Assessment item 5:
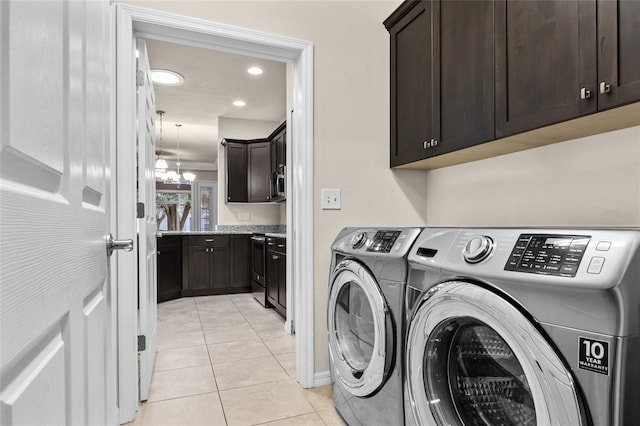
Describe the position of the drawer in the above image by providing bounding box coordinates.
[266,237,286,254]
[189,234,229,248]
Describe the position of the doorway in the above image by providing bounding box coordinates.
[115,4,315,423]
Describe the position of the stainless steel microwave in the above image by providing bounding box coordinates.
[271,165,286,202]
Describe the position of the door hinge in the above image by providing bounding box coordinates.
[136,69,145,87]
[138,335,146,352]
[137,202,145,219]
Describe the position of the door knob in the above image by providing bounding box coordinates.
[106,233,133,257]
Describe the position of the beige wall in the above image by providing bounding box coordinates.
[217,117,283,225]
[426,125,640,227]
[129,0,640,377]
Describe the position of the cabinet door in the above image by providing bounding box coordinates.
[230,235,250,290]
[598,0,640,110]
[495,0,597,138]
[388,1,434,166]
[275,130,286,168]
[266,250,278,304]
[210,247,230,290]
[157,236,182,302]
[188,244,211,290]
[277,253,286,311]
[247,142,271,202]
[226,142,248,202]
[438,0,495,153]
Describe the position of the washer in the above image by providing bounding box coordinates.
[404,227,640,426]
[328,227,422,426]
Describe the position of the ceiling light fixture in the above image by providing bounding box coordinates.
[233,100,246,107]
[150,69,184,86]
[247,66,263,75]
[155,111,168,170]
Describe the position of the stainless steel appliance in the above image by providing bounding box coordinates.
[328,227,421,426]
[404,227,640,426]
[270,165,285,202]
[251,234,267,305]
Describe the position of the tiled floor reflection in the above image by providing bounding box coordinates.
[127,294,346,426]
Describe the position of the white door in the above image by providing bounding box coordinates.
[136,39,158,401]
[0,0,118,425]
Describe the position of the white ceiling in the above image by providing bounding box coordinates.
[145,39,287,168]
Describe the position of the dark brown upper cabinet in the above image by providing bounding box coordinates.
[385,0,495,167]
[495,0,597,137]
[247,142,272,202]
[597,0,640,110]
[225,142,248,202]
[386,0,640,169]
[496,0,640,138]
[223,121,286,203]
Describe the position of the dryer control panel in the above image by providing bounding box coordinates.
[504,234,591,277]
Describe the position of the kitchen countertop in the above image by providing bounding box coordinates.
[158,225,286,237]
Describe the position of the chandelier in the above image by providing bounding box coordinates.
[155,117,196,184]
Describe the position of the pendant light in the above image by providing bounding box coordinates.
[155,111,168,171]
[175,123,196,183]
[175,123,182,180]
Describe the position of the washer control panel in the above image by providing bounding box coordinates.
[367,230,402,253]
[504,234,591,277]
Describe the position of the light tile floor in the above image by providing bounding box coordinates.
[127,294,346,426]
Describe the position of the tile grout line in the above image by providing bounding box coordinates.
[229,294,294,377]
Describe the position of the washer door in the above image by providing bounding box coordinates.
[328,259,393,397]
[406,282,584,426]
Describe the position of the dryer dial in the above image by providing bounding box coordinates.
[351,231,367,249]
[463,235,494,263]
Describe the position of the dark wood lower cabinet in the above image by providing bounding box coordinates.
[157,235,182,303]
[158,234,260,300]
[183,235,233,296]
[266,237,286,318]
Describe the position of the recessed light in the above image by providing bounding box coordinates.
[150,69,184,86]
[233,100,246,107]
[247,66,263,75]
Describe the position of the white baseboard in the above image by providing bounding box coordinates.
[313,370,332,387]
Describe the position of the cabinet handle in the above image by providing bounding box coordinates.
[580,87,591,99]
[600,82,611,94]
[423,140,428,149]
[277,244,285,248]
[205,238,214,242]
[272,255,279,260]
[431,139,438,147]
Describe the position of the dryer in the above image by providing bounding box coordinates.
[404,227,640,426]
[328,227,421,426]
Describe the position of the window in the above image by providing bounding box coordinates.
[156,190,192,231]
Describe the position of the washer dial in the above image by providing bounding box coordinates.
[463,235,495,263]
[351,231,367,249]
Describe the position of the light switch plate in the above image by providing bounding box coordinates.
[321,188,341,210]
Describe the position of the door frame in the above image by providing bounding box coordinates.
[115,3,315,423]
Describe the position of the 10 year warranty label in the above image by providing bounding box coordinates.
[578,337,609,375]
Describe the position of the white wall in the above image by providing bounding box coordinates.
[217,117,283,225]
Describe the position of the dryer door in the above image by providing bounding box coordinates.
[406,281,585,426]
[328,259,393,397]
